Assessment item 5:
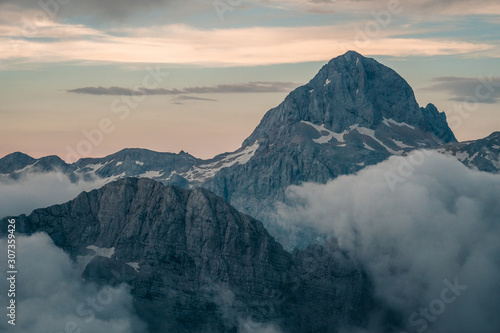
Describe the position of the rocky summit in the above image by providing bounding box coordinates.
[1,177,375,333]
[1,51,499,333]
[1,51,499,246]
[206,51,459,227]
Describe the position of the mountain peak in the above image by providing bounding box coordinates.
[244,51,456,146]
[0,151,34,161]
[0,151,36,174]
[487,131,500,139]
[340,50,364,60]
[2,177,370,332]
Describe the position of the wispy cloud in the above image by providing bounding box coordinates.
[0,1,193,22]
[0,233,147,333]
[425,76,500,103]
[258,0,500,15]
[66,81,301,96]
[0,3,493,68]
[171,95,217,104]
[279,151,500,333]
[172,95,217,102]
[4,0,500,21]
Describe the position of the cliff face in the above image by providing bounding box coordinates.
[437,131,500,173]
[2,52,483,250]
[2,177,372,332]
[205,51,457,236]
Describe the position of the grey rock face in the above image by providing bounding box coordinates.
[204,51,457,238]
[1,178,373,333]
[2,51,493,248]
[436,131,500,173]
[244,51,455,146]
[0,152,36,174]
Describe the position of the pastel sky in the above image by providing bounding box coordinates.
[1,0,499,161]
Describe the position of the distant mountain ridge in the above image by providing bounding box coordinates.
[243,50,456,146]
[1,50,499,333]
[1,177,374,332]
[1,51,499,245]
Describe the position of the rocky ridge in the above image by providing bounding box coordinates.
[1,178,376,333]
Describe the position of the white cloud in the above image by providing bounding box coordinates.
[256,0,500,16]
[279,151,500,333]
[0,233,147,333]
[0,4,493,67]
[0,171,106,218]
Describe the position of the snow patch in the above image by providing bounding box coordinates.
[393,140,413,149]
[492,145,500,150]
[352,125,400,154]
[14,164,35,173]
[139,170,163,178]
[87,245,115,258]
[116,161,123,166]
[105,172,127,183]
[182,141,259,183]
[301,121,347,144]
[135,161,144,166]
[86,163,105,172]
[455,152,470,161]
[77,245,115,273]
[363,143,375,151]
[382,118,416,130]
[469,152,479,162]
[324,78,331,86]
[127,262,140,272]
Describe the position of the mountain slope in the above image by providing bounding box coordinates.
[3,51,499,246]
[1,178,373,332]
[204,51,457,228]
[436,131,500,173]
[243,50,455,146]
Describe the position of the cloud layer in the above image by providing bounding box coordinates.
[259,0,500,15]
[0,171,106,218]
[279,151,500,333]
[0,233,147,333]
[425,76,500,104]
[4,0,500,19]
[66,81,301,96]
[0,3,493,67]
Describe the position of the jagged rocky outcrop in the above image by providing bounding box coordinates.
[204,51,457,232]
[2,51,498,247]
[1,178,374,333]
[243,51,455,145]
[436,131,500,173]
[0,148,199,186]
